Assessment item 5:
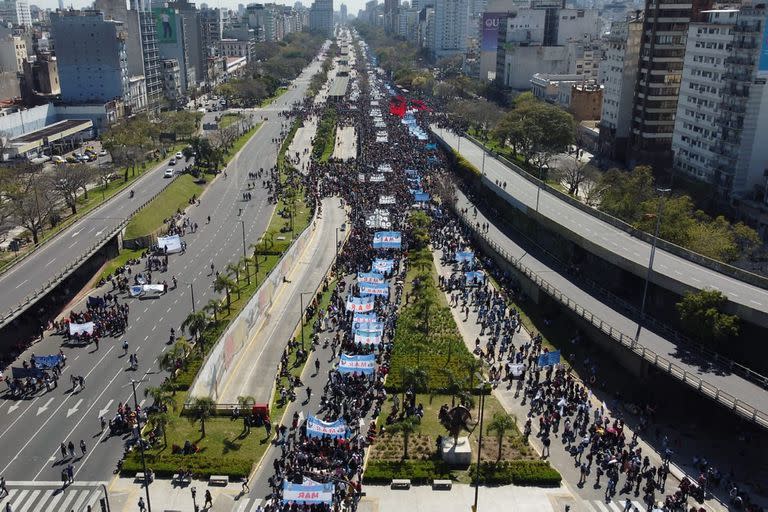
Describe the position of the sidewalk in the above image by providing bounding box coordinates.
[332,126,357,161]
[288,117,317,175]
[216,198,347,404]
[431,247,728,512]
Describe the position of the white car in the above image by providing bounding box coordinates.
[98,149,107,157]
[163,169,174,178]
[175,151,183,160]
[51,155,66,164]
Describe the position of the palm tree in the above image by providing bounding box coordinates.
[486,412,516,462]
[151,412,171,447]
[226,263,242,299]
[400,366,428,402]
[388,416,420,459]
[240,256,251,285]
[416,286,438,335]
[204,299,221,322]
[411,248,433,274]
[157,351,178,376]
[181,310,208,346]
[172,338,191,363]
[189,396,215,437]
[144,385,176,412]
[213,273,236,313]
[237,395,256,434]
[249,242,262,276]
[439,369,464,406]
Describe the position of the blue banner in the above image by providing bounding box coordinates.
[537,350,561,367]
[338,353,376,374]
[372,258,395,273]
[405,169,420,177]
[282,478,334,504]
[346,295,375,312]
[33,354,63,369]
[358,272,385,284]
[354,329,383,345]
[455,251,475,263]
[353,312,378,325]
[306,416,348,438]
[414,193,430,202]
[11,367,45,379]
[359,282,389,297]
[426,143,437,150]
[373,231,402,249]
[465,270,485,284]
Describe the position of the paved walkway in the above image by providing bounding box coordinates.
[216,198,347,404]
[431,246,729,512]
[332,126,357,161]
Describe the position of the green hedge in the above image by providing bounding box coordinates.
[122,452,251,479]
[470,460,562,486]
[363,460,453,485]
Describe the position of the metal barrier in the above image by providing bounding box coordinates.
[0,176,181,329]
[456,209,768,430]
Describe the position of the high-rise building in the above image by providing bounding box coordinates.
[671,3,768,201]
[167,0,202,86]
[0,33,26,72]
[199,6,223,64]
[0,0,32,27]
[628,0,712,169]
[598,13,643,161]
[153,6,192,91]
[51,10,129,104]
[432,0,469,59]
[384,0,399,32]
[339,2,347,21]
[309,0,333,36]
[161,58,183,104]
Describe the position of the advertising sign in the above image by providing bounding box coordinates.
[154,8,177,44]
[760,15,768,77]
[482,13,504,52]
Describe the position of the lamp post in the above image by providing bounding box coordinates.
[335,227,339,256]
[239,220,251,285]
[473,381,489,512]
[188,282,196,313]
[191,486,198,512]
[299,291,313,350]
[635,188,671,340]
[131,379,152,512]
[481,149,486,176]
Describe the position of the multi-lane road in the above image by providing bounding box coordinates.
[0,53,325,486]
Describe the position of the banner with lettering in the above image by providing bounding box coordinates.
[358,272,385,284]
[414,192,430,202]
[69,322,95,336]
[33,354,64,369]
[354,329,383,345]
[372,258,395,274]
[352,320,384,334]
[379,195,396,205]
[156,234,182,254]
[346,295,375,312]
[352,312,378,325]
[359,282,389,297]
[282,478,334,504]
[373,231,402,249]
[338,353,376,374]
[306,415,348,439]
[378,163,394,173]
[369,173,385,183]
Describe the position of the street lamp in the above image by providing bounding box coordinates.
[299,291,313,350]
[473,380,489,512]
[239,220,251,285]
[188,282,196,313]
[131,379,152,512]
[635,187,671,340]
[191,486,198,512]
[481,149,486,176]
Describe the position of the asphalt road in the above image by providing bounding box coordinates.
[0,53,326,483]
[430,126,768,320]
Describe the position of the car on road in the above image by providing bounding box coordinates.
[51,155,66,164]
[168,158,176,165]
[175,151,183,160]
[98,149,108,157]
[163,168,174,178]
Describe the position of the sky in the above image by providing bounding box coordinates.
[35,0,367,17]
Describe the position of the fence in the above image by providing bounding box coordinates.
[454,208,768,430]
[0,176,181,330]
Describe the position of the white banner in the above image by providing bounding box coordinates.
[379,195,396,205]
[69,322,95,335]
[369,174,385,183]
[157,234,182,254]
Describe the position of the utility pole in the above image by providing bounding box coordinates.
[131,379,152,512]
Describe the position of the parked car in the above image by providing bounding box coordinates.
[98,149,108,157]
[163,169,174,178]
[52,155,66,164]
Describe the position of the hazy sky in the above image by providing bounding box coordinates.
[36,0,366,17]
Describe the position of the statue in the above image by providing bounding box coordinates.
[438,404,473,444]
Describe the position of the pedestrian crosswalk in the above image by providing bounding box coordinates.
[582,499,646,512]
[0,482,107,512]
[233,496,266,512]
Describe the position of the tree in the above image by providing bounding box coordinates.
[226,262,243,298]
[204,298,221,323]
[237,395,256,434]
[151,412,171,447]
[486,412,516,462]
[181,310,208,346]
[439,369,465,406]
[595,166,656,223]
[48,164,94,215]
[214,273,236,313]
[388,416,420,459]
[400,366,428,401]
[676,289,740,349]
[554,155,595,197]
[5,164,56,244]
[188,396,215,437]
[144,385,176,413]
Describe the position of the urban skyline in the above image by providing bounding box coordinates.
[29,0,364,16]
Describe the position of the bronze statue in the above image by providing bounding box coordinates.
[438,404,473,444]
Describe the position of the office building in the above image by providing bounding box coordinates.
[339,2,347,20]
[628,0,712,169]
[671,3,768,201]
[167,0,202,85]
[309,0,333,36]
[161,58,183,104]
[199,6,223,64]
[432,0,469,59]
[0,0,31,27]
[0,33,26,72]
[50,10,129,104]
[154,6,192,91]
[598,14,643,160]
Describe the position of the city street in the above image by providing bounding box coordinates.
[0,52,326,494]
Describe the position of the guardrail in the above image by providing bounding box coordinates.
[466,191,768,392]
[0,176,181,329]
[436,127,768,292]
[455,208,768,430]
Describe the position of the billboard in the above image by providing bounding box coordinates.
[481,13,505,52]
[153,8,177,44]
[759,14,768,78]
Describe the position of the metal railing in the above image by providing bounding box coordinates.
[455,209,768,430]
[0,176,180,329]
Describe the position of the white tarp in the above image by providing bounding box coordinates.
[157,234,182,254]
[130,284,165,297]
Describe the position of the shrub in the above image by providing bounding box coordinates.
[363,460,453,485]
[122,451,252,478]
[469,460,561,486]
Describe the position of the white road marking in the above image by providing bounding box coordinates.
[66,398,83,418]
[15,279,28,289]
[36,398,54,416]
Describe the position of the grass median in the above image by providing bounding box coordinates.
[124,174,204,240]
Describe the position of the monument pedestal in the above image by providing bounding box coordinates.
[440,436,472,467]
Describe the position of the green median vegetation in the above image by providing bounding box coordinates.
[123,174,203,240]
[312,107,338,162]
